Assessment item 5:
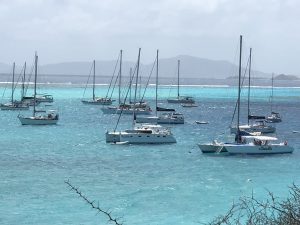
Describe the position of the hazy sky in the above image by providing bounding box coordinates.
[1,0,300,74]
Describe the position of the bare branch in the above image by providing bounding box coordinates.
[65,180,123,225]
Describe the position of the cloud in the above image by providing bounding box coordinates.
[0,0,300,74]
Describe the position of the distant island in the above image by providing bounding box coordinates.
[274,74,299,80]
[227,74,299,80]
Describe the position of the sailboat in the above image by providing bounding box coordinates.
[21,61,53,105]
[230,48,275,134]
[81,60,114,105]
[136,50,184,124]
[222,36,292,154]
[18,53,59,125]
[101,50,152,115]
[265,75,282,123]
[106,48,176,144]
[199,36,292,154]
[167,60,195,104]
[0,63,29,110]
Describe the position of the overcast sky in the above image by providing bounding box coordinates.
[0,0,299,74]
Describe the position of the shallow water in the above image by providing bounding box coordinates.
[0,85,300,224]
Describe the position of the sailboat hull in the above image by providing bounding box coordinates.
[101,107,151,115]
[224,144,294,154]
[167,98,195,104]
[81,99,114,105]
[230,125,276,134]
[18,116,58,125]
[106,131,176,144]
[0,104,29,110]
[198,143,227,153]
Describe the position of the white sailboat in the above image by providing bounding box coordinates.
[228,38,292,155]
[106,48,176,144]
[18,53,59,125]
[136,50,184,124]
[265,75,282,123]
[214,36,292,155]
[101,50,152,115]
[224,136,293,154]
[0,62,29,110]
[81,60,114,105]
[167,60,195,104]
[230,48,275,134]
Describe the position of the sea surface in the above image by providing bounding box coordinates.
[1,84,300,225]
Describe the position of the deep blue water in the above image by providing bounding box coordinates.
[1,85,300,224]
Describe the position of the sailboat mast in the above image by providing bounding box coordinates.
[119,50,122,105]
[92,60,95,101]
[156,49,159,117]
[177,59,180,98]
[133,48,141,127]
[21,62,26,99]
[247,48,252,125]
[237,35,243,142]
[33,53,38,116]
[11,62,15,103]
[271,73,274,112]
[129,67,132,103]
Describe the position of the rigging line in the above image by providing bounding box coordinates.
[105,53,120,99]
[113,61,138,132]
[24,57,35,96]
[82,62,94,98]
[140,55,157,103]
[230,54,250,126]
[109,70,120,100]
[12,64,26,97]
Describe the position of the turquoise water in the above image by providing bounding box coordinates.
[1,85,300,224]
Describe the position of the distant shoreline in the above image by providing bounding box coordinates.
[1,73,300,87]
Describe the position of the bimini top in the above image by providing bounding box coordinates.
[242,136,278,141]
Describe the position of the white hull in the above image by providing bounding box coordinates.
[230,125,275,134]
[101,107,151,115]
[135,116,158,123]
[18,116,58,125]
[106,131,176,144]
[136,115,184,124]
[81,99,113,105]
[224,144,293,154]
[167,98,195,104]
[198,143,227,153]
[0,105,29,110]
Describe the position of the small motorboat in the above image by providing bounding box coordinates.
[195,121,209,124]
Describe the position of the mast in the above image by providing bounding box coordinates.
[247,48,252,125]
[271,73,274,112]
[33,53,38,117]
[129,67,132,103]
[21,62,26,99]
[119,50,122,105]
[177,59,180,98]
[237,35,242,143]
[92,60,96,101]
[133,48,141,128]
[11,62,15,103]
[156,49,159,117]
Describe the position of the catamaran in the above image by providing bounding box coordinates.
[101,50,152,115]
[106,48,176,144]
[136,50,184,124]
[18,53,59,125]
[200,36,293,155]
[230,48,275,134]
